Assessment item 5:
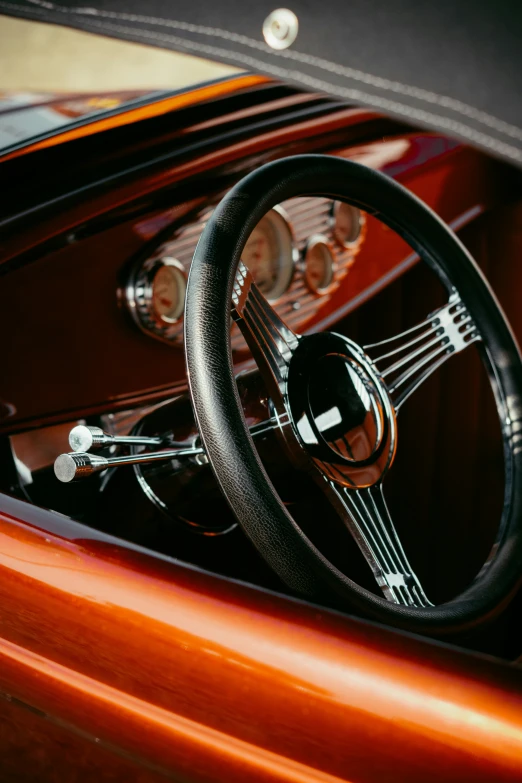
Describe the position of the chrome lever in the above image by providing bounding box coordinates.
[68,425,163,452]
[54,444,205,483]
[56,417,279,483]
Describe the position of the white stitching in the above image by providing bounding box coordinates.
[17,0,522,143]
[2,2,522,162]
[6,3,521,164]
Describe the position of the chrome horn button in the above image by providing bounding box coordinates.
[306,354,384,462]
[285,332,397,489]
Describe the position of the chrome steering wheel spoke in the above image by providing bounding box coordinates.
[325,480,432,607]
[231,269,471,609]
[232,261,300,405]
[364,291,481,411]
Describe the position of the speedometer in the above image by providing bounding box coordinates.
[242,206,296,301]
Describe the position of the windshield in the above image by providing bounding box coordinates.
[0,15,238,152]
[0,91,159,150]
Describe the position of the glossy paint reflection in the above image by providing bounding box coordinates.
[0,494,521,781]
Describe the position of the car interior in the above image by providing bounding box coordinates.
[2,76,522,656]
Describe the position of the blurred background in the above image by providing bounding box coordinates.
[0,15,238,92]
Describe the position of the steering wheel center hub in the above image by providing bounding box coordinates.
[286,333,397,489]
[307,354,384,462]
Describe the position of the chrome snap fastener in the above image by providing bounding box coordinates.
[263,8,299,50]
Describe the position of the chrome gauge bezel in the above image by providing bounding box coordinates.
[330,201,363,249]
[124,195,367,349]
[125,256,187,343]
[243,204,298,302]
[303,234,336,295]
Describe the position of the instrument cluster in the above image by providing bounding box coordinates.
[125,197,366,351]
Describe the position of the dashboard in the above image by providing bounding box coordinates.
[125,196,365,351]
[0,81,512,437]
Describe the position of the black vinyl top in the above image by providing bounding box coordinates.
[2,0,522,167]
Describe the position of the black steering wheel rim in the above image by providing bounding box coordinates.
[185,154,522,634]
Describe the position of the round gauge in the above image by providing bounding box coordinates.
[151,261,186,324]
[125,256,187,343]
[304,236,335,294]
[331,201,362,248]
[241,206,295,300]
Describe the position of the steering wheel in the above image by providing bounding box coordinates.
[185,154,522,634]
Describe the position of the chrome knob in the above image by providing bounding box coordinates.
[54,452,109,482]
[69,426,106,451]
[54,445,205,482]
[68,425,162,452]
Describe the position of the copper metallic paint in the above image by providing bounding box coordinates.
[0,494,521,781]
